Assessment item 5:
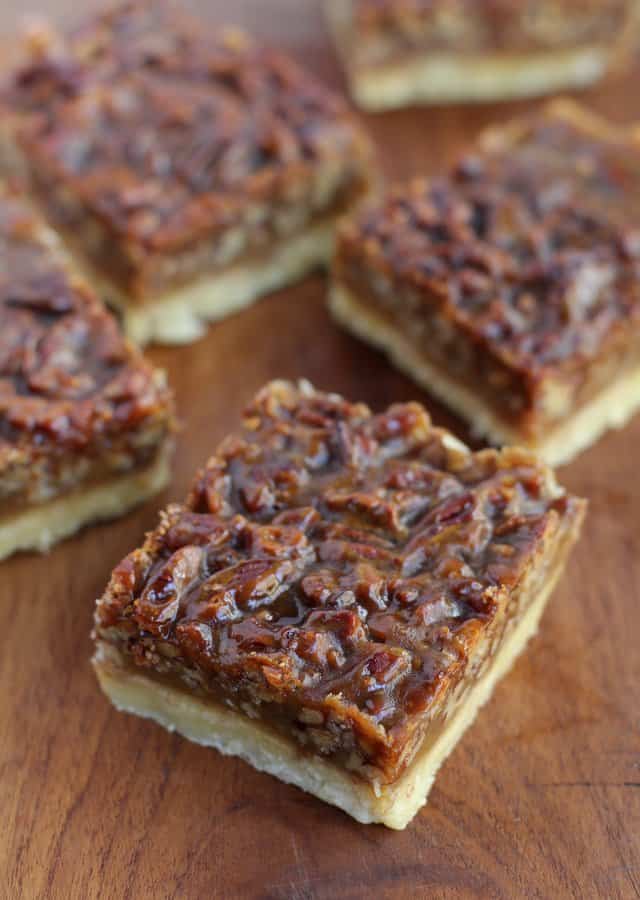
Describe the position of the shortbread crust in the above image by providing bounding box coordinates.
[335,47,611,111]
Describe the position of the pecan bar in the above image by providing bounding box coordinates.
[0,1,376,345]
[331,101,640,466]
[93,381,584,829]
[327,0,639,110]
[0,185,174,560]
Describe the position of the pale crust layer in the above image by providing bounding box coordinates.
[93,491,582,829]
[329,283,640,466]
[0,446,171,560]
[342,47,608,110]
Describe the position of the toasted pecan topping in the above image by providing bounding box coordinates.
[3,1,371,252]
[0,188,172,465]
[350,0,631,53]
[96,381,581,780]
[337,111,640,374]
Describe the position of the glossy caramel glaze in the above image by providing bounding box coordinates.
[2,0,373,256]
[96,381,584,783]
[0,187,173,505]
[336,105,640,392]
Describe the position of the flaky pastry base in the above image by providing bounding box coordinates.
[329,283,640,466]
[93,487,582,829]
[0,445,171,560]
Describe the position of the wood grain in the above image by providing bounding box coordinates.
[1,2,639,898]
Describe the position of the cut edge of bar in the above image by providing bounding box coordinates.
[0,443,172,560]
[329,282,640,466]
[120,221,337,345]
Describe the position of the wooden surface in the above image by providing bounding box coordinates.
[1,2,639,898]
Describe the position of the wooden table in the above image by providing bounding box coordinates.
[1,2,639,897]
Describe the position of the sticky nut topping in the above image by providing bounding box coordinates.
[350,0,631,54]
[4,0,373,252]
[0,188,173,463]
[336,110,640,376]
[96,382,580,781]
